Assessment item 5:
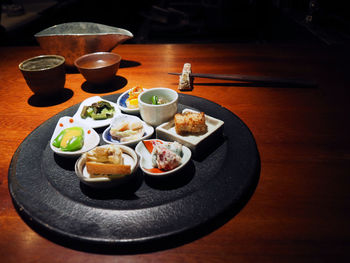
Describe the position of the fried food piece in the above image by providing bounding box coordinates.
[174,112,207,135]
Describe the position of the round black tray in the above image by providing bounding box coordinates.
[8,94,260,253]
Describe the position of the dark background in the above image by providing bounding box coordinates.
[1,0,350,46]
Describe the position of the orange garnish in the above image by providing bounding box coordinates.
[142,140,154,153]
[59,123,63,127]
[145,168,164,173]
[69,118,74,123]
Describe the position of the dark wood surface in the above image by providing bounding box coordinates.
[0,44,349,262]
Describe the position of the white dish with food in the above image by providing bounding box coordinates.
[156,109,224,153]
[117,86,146,114]
[73,96,120,128]
[135,139,191,177]
[75,144,139,188]
[50,116,100,158]
[102,114,154,147]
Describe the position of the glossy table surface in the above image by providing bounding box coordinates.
[0,43,349,262]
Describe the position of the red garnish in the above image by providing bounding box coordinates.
[69,118,74,123]
[87,130,91,134]
[59,123,63,127]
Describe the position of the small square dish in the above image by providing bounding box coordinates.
[73,96,120,128]
[156,109,224,154]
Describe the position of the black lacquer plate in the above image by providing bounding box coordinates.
[8,94,260,253]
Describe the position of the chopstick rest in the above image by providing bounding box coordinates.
[178,63,194,91]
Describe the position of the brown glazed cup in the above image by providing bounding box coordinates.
[19,55,66,97]
[74,52,121,84]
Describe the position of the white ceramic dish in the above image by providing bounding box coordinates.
[138,87,178,127]
[156,109,224,153]
[135,139,191,177]
[102,114,154,147]
[117,88,147,114]
[75,145,139,188]
[50,116,100,158]
[72,96,120,128]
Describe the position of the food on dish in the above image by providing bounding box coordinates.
[85,145,131,177]
[156,109,224,155]
[50,116,100,157]
[80,100,115,120]
[174,111,208,135]
[52,127,84,151]
[136,139,192,176]
[126,86,143,109]
[143,140,183,171]
[102,114,154,146]
[178,63,193,91]
[73,97,119,129]
[110,119,144,142]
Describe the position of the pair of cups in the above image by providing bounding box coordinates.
[19,52,121,97]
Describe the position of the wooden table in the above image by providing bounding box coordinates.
[0,44,349,262]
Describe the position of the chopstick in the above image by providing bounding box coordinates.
[168,72,317,87]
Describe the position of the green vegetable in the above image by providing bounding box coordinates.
[151,95,159,105]
[52,127,84,151]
